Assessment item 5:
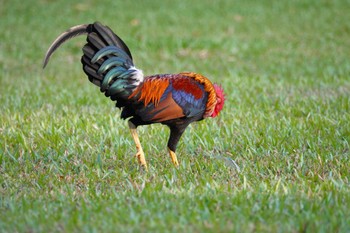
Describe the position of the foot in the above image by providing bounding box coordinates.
[135,149,148,170]
[168,148,179,166]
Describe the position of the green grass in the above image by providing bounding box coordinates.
[1,0,350,232]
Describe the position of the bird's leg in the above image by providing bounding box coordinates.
[128,121,147,170]
[168,148,179,166]
[167,125,187,167]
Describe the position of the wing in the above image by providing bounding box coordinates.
[135,75,207,123]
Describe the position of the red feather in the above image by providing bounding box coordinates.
[171,77,203,99]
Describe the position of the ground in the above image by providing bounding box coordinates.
[0,0,349,232]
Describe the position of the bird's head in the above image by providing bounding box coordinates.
[210,84,225,118]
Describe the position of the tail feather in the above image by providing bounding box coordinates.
[91,46,132,64]
[43,21,144,106]
[94,23,118,48]
[43,24,90,68]
[87,33,106,50]
[98,57,126,74]
[93,22,133,60]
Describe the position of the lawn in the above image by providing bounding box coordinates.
[1,0,350,232]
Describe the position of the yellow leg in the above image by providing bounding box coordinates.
[128,121,148,170]
[168,148,179,166]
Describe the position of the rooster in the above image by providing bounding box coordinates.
[43,22,225,169]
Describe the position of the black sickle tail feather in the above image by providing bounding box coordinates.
[43,22,133,69]
[80,22,135,88]
[43,24,90,68]
[43,22,144,107]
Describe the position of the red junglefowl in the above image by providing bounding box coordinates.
[43,22,225,170]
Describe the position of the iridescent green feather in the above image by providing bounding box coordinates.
[101,67,126,91]
[98,57,126,74]
[91,46,131,63]
[107,79,129,96]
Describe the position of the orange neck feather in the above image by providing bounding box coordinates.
[129,77,169,106]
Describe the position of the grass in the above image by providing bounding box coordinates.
[1,0,350,232]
